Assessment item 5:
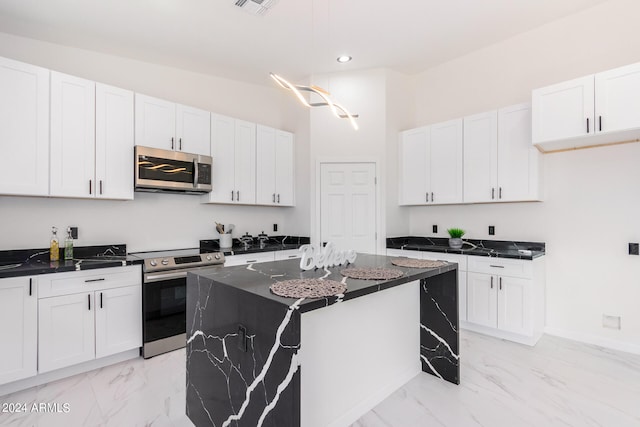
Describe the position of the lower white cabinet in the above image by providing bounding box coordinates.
[274,249,302,261]
[224,252,276,267]
[0,276,37,384]
[38,266,142,373]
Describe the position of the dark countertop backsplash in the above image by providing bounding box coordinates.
[200,235,310,256]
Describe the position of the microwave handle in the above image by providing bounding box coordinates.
[193,160,198,187]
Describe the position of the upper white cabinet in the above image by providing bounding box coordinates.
[0,276,37,385]
[398,119,463,205]
[256,125,295,206]
[0,57,49,197]
[135,94,210,155]
[532,62,640,151]
[205,115,256,205]
[464,103,542,203]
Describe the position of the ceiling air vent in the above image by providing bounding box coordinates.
[234,0,278,16]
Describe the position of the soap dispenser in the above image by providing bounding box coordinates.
[64,227,74,260]
[49,227,59,262]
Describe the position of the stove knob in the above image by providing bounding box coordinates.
[214,254,221,260]
[161,259,169,266]
[149,260,157,267]
[206,255,212,261]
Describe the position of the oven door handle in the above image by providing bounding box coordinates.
[144,271,189,283]
[193,160,198,188]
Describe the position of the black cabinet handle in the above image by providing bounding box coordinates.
[85,278,105,283]
[586,118,590,133]
[179,138,182,150]
[492,188,495,200]
[426,192,428,203]
[29,278,32,296]
[277,194,280,203]
[88,294,91,311]
[489,265,505,268]
[599,116,602,132]
[490,276,493,289]
[499,277,502,290]
[89,180,92,195]
[171,137,174,150]
[100,292,103,309]
[99,180,103,195]
[231,191,234,201]
[237,191,240,201]
[272,193,275,203]
[431,192,434,202]
[499,187,502,199]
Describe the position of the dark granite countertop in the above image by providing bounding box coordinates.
[386,236,545,260]
[200,235,309,256]
[189,253,457,313]
[0,244,141,279]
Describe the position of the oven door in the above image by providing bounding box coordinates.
[135,145,212,193]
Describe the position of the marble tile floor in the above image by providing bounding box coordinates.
[1,331,639,427]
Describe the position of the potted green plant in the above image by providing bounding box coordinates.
[447,228,465,249]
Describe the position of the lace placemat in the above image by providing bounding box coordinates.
[270,279,346,298]
[340,267,404,280]
[391,258,448,268]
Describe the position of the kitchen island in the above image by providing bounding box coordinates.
[185,253,459,427]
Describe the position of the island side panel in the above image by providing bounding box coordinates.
[420,269,460,384]
[186,273,301,427]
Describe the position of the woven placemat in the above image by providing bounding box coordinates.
[340,267,404,280]
[270,279,346,298]
[391,258,448,268]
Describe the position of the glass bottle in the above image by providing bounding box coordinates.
[64,227,74,260]
[49,227,59,262]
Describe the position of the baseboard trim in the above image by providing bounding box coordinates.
[544,327,640,356]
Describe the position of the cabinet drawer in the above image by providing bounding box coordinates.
[421,252,467,271]
[225,252,275,267]
[38,266,141,298]
[467,256,532,279]
[274,249,301,261]
[386,249,422,259]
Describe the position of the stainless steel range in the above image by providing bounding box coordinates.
[129,248,225,358]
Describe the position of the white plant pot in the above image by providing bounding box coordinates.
[448,238,463,249]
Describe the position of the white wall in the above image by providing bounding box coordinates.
[0,32,311,251]
[409,0,640,352]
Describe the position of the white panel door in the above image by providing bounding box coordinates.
[595,62,640,134]
[134,94,176,151]
[532,75,595,143]
[176,104,211,155]
[497,103,539,202]
[321,163,377,254]
[466,272,497,328]
[463,111,498,203]
[95,83,134,200]
[399,127,428,205]
[275,130,295,206]
[39,293,95,373]
[429,119,463,204]
[207,114,236,203]
[50,71,96,198]
[0,57,49,196]
[256,124,277,205]
[497,276,532,335]
[0,277,37,384]
[234,119,256,205]
[95,286,142,358]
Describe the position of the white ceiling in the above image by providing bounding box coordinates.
[0,0,609,86]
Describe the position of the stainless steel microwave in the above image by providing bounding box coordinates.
[134,146,212,194]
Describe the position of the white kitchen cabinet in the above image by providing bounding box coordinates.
[0,57,49,197]
[398,119,463,206]
[95,285,142,359]
[0,277,37,385]
[533,61,640,151]
[274,249,302,261]
[49,71,96,198]
[467,272,498,328]
[204,115,256,205]
[497,275,532,335]
[224,252,275,266]
[464,104,542,203]
[135,94,210,155]
[256,125,295,206]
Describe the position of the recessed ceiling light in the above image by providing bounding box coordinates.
[337,55,352,63]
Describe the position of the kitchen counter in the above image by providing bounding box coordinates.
[199,235,309,256]
[387,236,546,260]
[0,244,141,279]
[185,254,459,426]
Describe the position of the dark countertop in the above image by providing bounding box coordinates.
[387,236,546,260]
[189,253,457,313]
[200,235,309,256]
[0,245,141,279]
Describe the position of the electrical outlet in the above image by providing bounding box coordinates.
[629,243,639,255]
[602,314,621,330]
[432,225,438,234]
[70,227,78,239]
[488,226,495,236]
[273,223,278,232]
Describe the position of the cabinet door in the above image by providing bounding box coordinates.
[256,124,277,205]
[595,62,640,134]
[466,272,497,328]
[459,271,467,323]
[39,293,95,373]
[95,286,142,359]
[429,119,463,204]
[275,130,294,206]
[134,94,176,151]
[207,114,236,203]
[274,249,302,261]
[95,83,134,200]
[532,75,594,143]
[399,127,429,205]
[0,277,37,384]
[176,104,211,155]
[497,103,541,202]
[0,57,49,196]
[50,71,96,198]
[497,276,532,335]
[463,111,498,203]
[234,119,256,205]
